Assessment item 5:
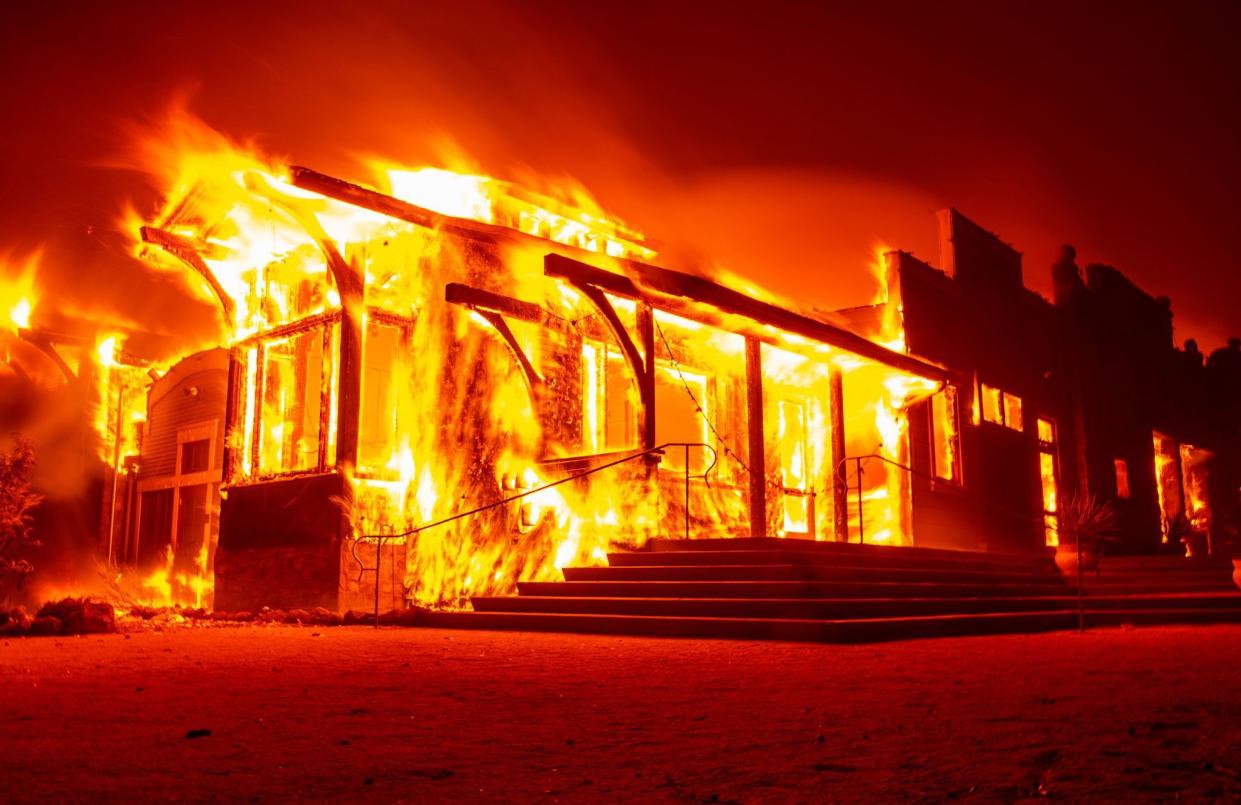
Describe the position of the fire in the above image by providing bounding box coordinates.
[870,246,906,352]
[9,297,31,330]
[383,167,495,222]
[108,108,942,611]
[1,251,40,334]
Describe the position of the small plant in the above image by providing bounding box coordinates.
[0,436,42,604]
[1058,492,1120,555]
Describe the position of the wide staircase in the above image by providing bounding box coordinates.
[416,537,1241,643]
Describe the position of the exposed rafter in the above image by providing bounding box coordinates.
[140,226,236,323]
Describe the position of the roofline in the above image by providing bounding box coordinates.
[288,165,951,382]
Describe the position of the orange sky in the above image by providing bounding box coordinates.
[1,1,1238,353]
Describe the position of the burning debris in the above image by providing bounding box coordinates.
[0,598,116,637]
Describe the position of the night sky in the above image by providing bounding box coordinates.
[2,1,1238,351]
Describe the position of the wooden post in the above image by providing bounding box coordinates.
[636,303,656,452]
[336,297,363,477]
[222,349,241,482]
[829,368,849,542]
[745,337,766,537]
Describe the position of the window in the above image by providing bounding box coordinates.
[930,386,962,483]
[1114,458,1131,499]
[259,330,326,475]
[777,398,811,534]
[179,439,211,474]
[1153,432,1182,541]
[236,320,338,480]
[978,379,1023,432]
[1003,393,1024,432]
[359,321,403,474]
[981,383,1003,425]
[580,340,638,454]
[1037,417,1059,546]
[1179,443,1212,533]
[654,362,710,472]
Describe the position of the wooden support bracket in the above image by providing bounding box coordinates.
[475,310,544,392]
[140,226,236,323]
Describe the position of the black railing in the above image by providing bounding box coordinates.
[838,452,1089,631]
[835,453,935,544]
[353,441,719,624]
[837,452,1050,544]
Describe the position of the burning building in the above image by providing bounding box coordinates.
[36,119,1236,617]
[84,119,949,613]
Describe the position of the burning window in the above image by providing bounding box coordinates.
[359,319,407,475]
[580,339,638,454]
[978,380,1022,432]
[654,362,710,472]
[1153,432,1183,541]
[259,331,323,474]
[777,398,812,534]
[235,321,338,479]
[1037,417,1059,546]
[1179,443,1212,536]
[981,383,1003,425]
[929,385,962,483]
[1003,392,1024,432]
[1114,458,1131,499]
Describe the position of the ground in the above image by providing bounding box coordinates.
[2,624,1240,803]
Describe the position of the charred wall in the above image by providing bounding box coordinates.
[214,472,349,612]
[896,209,1076,554]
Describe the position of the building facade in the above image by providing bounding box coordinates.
[97,172,1240,613]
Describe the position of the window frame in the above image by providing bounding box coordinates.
[976,376,1024,432]
[233,311,342,482]
[1036,416,1060,546]
[929,384,964,486]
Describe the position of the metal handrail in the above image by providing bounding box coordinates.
[837,452,1055,543]
[837,451,1090,631]
[353,441,719,624]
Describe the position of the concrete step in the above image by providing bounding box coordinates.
[518,579,1072,599]
[644,537,1055,570]
[1076,579,1238,594]
[1097,555,1232,571]
[417,609,1079,642]
[472,592,1241,619]
[567,563,1060,585]
[414,607,1241,644]
[607,550,1059,577]
[1076,571,1232,584]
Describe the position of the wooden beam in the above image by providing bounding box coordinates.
[544,253,640,299]
[288,167,945,382]
[624,259,949,381]
[289,166,509,249]
[140,226,236,323]
[745,337,766,537]
[635,302,656,451]
[444,283,545,324]
[476,310,544,392]
[829,367,848,542]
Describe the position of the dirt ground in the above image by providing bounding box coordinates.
[1,623,1240,803]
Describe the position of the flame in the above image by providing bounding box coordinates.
[1,251,40,334]
[112,109,943,611]
[96,335,119,368]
